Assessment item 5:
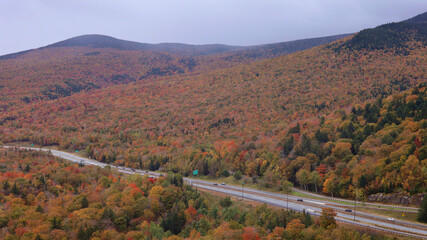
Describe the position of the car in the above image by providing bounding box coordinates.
[297,199,303,202]
[345,209,352,212]
[145,171,149,173]
[221,183,226,185]
[387,218,395,221]
[213,183,218,186]
[131,168,135,171]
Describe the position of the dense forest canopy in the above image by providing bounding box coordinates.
[0,148,391,239]
[0,12,426,204]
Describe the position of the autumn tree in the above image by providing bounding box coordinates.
[242,227,260,240]
[309,171,321,193]
[296,169,309,190]
[320,208,337,229]
[285,219,305,239]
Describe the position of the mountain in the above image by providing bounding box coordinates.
[220,33,352,62]
[405,11,427,23]
[338,11,427,53]
[0,33,351,108]
[0,47,197,108]
[0,34,243,60]
[45,34,245,56]
[0,12,426,202]
[0,33,352,61]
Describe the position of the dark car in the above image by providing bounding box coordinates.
[345,209,352,212]
[213,183,218,186]
[297,199,303,202]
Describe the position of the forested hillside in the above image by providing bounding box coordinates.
[0,33,350,109]
[0,12,426,202]
[280,85,426,198]
[0,47,201,108]
[338,12,427,54]
[0,148,388,239]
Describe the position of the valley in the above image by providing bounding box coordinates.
[0,10,426,239]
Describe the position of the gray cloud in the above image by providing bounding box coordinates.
[0,0,426,55]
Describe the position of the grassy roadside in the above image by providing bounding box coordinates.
[190,174,419,210]
[3,142,422,223]
[358,207,419,222]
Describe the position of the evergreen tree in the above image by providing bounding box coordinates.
[302,210,313,227]
[77,226,95,240]
[102,207,116,220]
[50,216,62,230]
[161,210,186,235]
[359,174,368,188]
[418,194,427,223]
[81,195,89,208]
[219,196,233,208]
[320,116,325,126]
[11,183,19,195]
[315,129,329,143]
[289,123,300,134]
[36,205,44,213]
[24,164,31,172]
[282,135,294,156]
[2,181,9,190]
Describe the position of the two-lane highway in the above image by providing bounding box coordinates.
[2,146,427,239]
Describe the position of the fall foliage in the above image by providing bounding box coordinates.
[0,148,393,239]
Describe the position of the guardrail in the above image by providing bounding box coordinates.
[292,188,419,211]
[2,146,426,238]
[337,218,427,239]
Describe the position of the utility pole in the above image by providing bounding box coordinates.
[242,181,244,200]
[283,181,292,210]
[354,193,358,221]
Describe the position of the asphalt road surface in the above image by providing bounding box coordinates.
[3,146,427,239]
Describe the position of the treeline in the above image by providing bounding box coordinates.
[0,148,390,239]
[337,19,427,54]
[280,84,426,198]
[0,24,426,204]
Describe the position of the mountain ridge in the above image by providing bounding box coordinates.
[0,11,426,205]
[404,11,427,23]
[338,11,427,53]
[0,33,351,60]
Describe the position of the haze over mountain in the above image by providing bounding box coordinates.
[340,11,427,53]
[1,4,427,239]
[1,0,425,56]
[0,11,426,205]
[405,11,427,23]
[0,32,352,60]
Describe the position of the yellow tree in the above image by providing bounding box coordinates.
[286,219,305,239]
[320,208,337,229]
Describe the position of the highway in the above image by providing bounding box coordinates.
[291,187,419,211]
[3,146,427,239]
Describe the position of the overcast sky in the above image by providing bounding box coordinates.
[0,0,426,55]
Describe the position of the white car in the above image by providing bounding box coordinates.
[387,218,395,221]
